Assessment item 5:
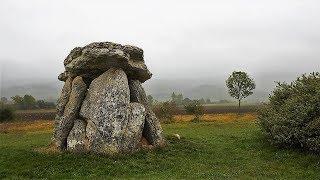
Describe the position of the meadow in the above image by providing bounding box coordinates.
[1,114,320,179]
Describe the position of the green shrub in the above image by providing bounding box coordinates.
[184,101,205,122]
[0,106,15,122]
[258,73,320,152]
[153,101,179,123]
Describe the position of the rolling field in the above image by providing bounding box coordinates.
[1,114,320,179]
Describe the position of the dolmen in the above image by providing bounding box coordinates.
[51,42,165,155]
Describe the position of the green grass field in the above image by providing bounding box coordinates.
[1,119,320,179]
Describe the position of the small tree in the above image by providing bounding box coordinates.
[182,98,192,105]
[171,92,183,105]
[11,95,23,109]
[36,100,55,109]
[23,95,36,109]
[226,71,255,108]
[11,94,37,109]
[0,104,15,122]
[1,97,8,103]
[184,101,205,122]
[153,101,179,123]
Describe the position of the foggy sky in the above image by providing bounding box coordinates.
[1,0,320,92]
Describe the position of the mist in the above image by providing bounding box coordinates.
[1,0,320,101]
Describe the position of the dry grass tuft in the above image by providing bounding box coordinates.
[34,144,61,154]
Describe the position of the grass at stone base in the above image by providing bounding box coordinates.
[1,118,320,179]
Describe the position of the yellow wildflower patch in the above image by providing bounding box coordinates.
[0,113,257,133]
[173,113,257,122]
[0,120,53,133]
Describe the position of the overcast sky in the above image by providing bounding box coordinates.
[1,0,320,88]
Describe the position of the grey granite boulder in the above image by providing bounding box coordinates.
[53,76,87,150]
[67,119,87,152]
[80,68,146,154]
[56,77,73,117]
[129,80,166,146]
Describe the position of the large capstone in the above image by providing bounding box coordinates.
[61,42,152,83]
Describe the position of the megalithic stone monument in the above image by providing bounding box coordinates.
[52,42,165,155]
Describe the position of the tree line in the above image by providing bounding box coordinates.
[1,95,55,110]
[1,95,56,122]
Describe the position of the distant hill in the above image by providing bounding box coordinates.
[143,79,269,102]
[1,81,62,102]
[1,75,279,103]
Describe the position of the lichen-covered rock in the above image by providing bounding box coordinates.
[62,42,152,83]
[52,76,72,146]
[80,68,146,154]
[80,68,130,116]
[56,77,73,117]
[129,80,166,147]
[53,76,87,150]
[58,71,68,82]
[67,119,87,152]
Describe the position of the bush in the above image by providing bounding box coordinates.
[0,106,15,122]
[258,73,320,152]
[36,100,55,109]
[11,94,37,110]
[153,101,179,123]
[184,101,205,122]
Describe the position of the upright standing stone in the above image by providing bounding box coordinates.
[129,80,166,146]
[53,76,87,150]
[56,77,73,117]
[80,68,146,154]
[52,76,73,147]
